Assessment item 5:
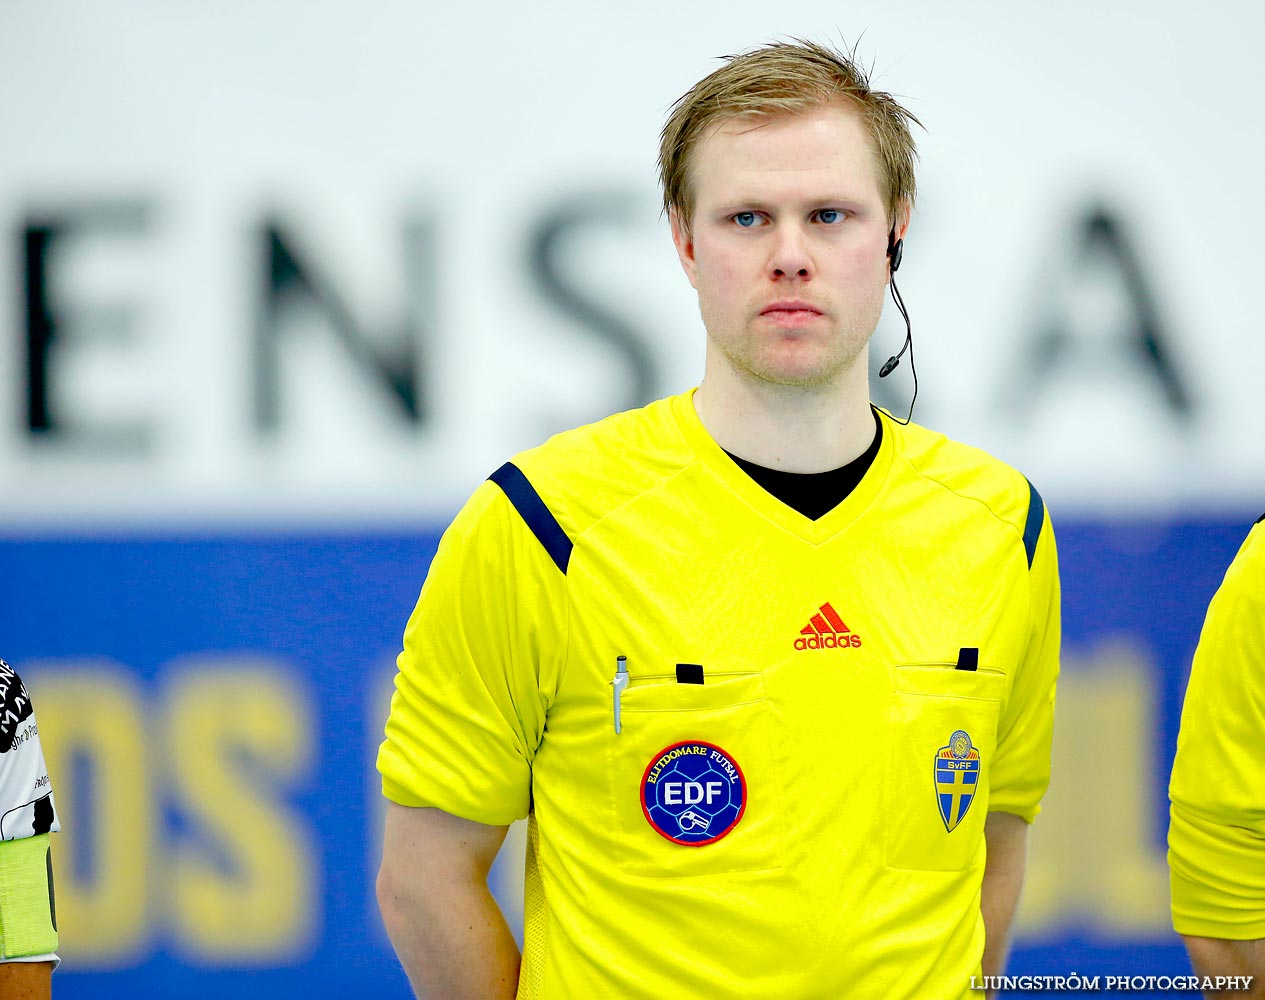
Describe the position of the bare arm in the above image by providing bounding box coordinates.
[0,961,52,1000]
[980,811,1029,988]
[1181,936,1264,998]
[377,802,520,1000]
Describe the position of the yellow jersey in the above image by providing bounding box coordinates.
[379,390,1060,999]
[1169,516,1265,939]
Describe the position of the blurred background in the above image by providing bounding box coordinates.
[2,2,1262,997]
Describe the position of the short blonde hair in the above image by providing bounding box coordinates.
[659,39,921,236]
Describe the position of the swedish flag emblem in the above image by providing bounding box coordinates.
[934,730,980,833]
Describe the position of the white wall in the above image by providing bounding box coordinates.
[1,0,1260,523]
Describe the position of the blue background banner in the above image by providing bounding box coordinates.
[3,515,1255,998]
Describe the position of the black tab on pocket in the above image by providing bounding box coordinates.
[955,648,979,672]
[676,663,704,685]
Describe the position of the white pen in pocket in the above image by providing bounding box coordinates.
[611,655,629,734]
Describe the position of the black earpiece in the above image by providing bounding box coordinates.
[879,228,917,425]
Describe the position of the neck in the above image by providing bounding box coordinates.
[694,353,875,473]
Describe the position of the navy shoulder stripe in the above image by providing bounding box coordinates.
[1255,511,1264,525]
[488,462,572,574]
[1022,479,1045,570]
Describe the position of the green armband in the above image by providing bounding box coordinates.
[0,833,57,959]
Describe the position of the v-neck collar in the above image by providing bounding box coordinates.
[670,388,895,546]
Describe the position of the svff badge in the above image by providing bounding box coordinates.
[640,740,746,846]
[934,730,980,833]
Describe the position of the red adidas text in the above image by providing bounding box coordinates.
[794,601,863,651]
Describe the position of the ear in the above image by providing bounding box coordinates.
[886,201,912,282]
[669,207,699,290]
[892,201,911,245]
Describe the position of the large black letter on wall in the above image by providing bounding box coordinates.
[255,219,429,432]
[1008,205,1194,420]
[528,195,658,415]
[23,203,151,446]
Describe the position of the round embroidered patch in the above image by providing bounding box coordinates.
[640,740,746,846]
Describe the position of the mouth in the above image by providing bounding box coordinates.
[760,301,824,326]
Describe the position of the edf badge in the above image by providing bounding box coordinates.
[934,730,980,832]
[641,740,746,846]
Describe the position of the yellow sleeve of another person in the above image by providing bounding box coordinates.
[1168,519,1265,938]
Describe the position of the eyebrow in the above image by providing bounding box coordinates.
[710,197,871,214]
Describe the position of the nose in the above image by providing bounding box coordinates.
[768,222,813,280]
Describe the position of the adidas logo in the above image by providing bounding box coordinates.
[793,602,862,650]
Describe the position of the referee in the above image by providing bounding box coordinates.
[377,39,1059,999]
[1169,515,1265,998]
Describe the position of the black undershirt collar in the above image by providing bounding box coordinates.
[723,408,883,521]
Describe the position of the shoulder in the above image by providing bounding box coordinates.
[0,658,35,755]
[1220,516,1265,594]
[885,413,1047,551]
[887,414,1044,531]
[494,394,697,543]
[0,659,59,842]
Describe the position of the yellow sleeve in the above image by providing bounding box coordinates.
[0,833,57,960]
[1169,522,1265,938]
[377,479,569,827]
[989,502,1061,822]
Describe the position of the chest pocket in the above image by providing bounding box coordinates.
[886,663,1006,872]
[606,671,783,877]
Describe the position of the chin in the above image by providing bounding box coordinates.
[748,361,843,389]
[750,346,855,389]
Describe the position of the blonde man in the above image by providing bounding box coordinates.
[378,40,1059,999]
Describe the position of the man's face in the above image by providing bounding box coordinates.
[672,102,898,391]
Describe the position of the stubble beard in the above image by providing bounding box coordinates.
[707,310,877,393]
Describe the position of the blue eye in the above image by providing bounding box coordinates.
[734,212,758,227]
[818,209,841,224]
